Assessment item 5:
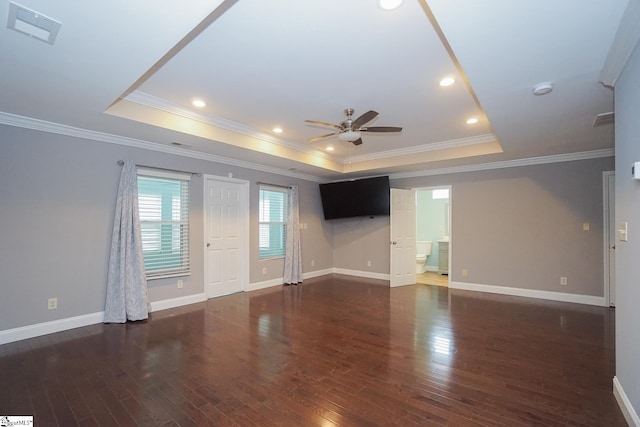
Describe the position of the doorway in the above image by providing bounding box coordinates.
[415,186,451,287]
[603,171,615,307]
[203,175,249,298]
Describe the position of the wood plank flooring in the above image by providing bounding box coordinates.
[0,275,626,426]
[416,272,449,287]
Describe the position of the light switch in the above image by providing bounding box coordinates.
[619,222,628,242]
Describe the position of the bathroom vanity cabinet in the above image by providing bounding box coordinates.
[438,240,449,275]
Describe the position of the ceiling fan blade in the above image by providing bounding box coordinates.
[305,120,342,130]
[308,132,337,143]
[351,138,363,146]
[352,110,379,129]
[360,126,403,132]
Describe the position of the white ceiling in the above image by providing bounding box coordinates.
[0,0,629,180]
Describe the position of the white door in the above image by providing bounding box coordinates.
[390,188,416,287]
[604,171,616,306]
[204,176,249,298]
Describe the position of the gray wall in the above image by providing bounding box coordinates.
[333,157,613,297]
[614,41,640,416]
[0,121,617,342]
[0,125,332,331]
[332,215,390,275]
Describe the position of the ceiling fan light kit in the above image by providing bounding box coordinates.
[306,108,402,146]
[339,131,361,142]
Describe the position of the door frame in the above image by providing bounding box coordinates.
[602,170,615,307]
[203,174,250,297]
[413,185,452,287]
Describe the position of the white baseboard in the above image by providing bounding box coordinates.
[247,277,284,292]
[0,292,208,345]
[304,268,334,280]
[614,376,640,427]
[0,311,105,345]
[332,268,390,281]
[247,268,336,292]
[150,293,207,312]
[450,281,607,306]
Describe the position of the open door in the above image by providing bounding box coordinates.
[390,188,416,287]
[604,171,615,307]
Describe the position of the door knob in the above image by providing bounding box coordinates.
[206,243,211,247]
[391,241,397,245]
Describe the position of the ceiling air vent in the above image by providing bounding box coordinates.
[7,2,61,45]
[593,112,615,127]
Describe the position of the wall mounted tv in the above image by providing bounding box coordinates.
[319,176,390,220]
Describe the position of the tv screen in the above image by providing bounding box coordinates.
[319,176,390,220]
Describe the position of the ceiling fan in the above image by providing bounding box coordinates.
[305,108,402,146]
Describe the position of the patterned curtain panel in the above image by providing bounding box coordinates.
[283,186,303,284]
[104,161,149,322]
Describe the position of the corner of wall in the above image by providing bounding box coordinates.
[614,376,640,427]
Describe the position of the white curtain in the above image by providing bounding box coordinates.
[104,161,149,323]
[283,185,303,284]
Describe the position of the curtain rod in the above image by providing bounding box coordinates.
[257,181,291,189]
[117,160,201,177]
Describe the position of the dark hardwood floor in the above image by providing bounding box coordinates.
[0,275,626,426]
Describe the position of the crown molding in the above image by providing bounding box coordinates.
[348,133,497,163]
[389,148,615,180]
[599,0,640,87]
[125,91,340,163]
[0,111,614,182]
[0,111,326,183]
[125,91,499,166]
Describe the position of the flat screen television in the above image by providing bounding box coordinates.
[319,176,390,220]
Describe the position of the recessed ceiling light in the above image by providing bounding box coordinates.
[273,127,283,134]
[466,117,479,125]
[439,77,455,87]
[192,99,206,108]
[379,0,403,10]
[326,146,335,152]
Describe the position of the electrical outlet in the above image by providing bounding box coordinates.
[583,223,590,231]
[177,280,183,289]
[311,259,315,267]
[48,298,57,310]
[560,277,568,286]
[262,267,267,275]
[367,260,372,267]
[462,268,468,277]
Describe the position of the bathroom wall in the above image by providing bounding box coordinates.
[416,189,449,270]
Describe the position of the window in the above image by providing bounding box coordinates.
[259,186,287,258]
[137,169,190,278]
[432,188,449,199]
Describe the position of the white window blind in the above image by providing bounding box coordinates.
[259,186,287,259]
[137,169,190,278]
